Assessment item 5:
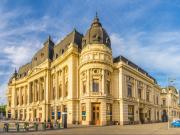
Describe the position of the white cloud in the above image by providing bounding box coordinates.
[3,46,35,68]
[0,83,7,105]
[111,31,180,87]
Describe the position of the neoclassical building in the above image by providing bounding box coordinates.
[6,15,179,125]
[161,86,180,122]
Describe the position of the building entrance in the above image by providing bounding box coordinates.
[139,108,144,124]
[92,103,100,125]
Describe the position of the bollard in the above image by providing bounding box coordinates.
[3,123,6,132]
[34,122,38,131]
[4,123,9,132]
[16,122,20,132]
[24,122,29,131]
[50,122,53,129]
[58,123,61,129]
[42,122,46,130]
[62,112,67,128]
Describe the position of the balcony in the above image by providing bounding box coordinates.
[90,91,102,96]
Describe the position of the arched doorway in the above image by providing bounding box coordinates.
[139,108,144,124]
[162,109,168,122]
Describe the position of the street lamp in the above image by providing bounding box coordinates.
[167,77,176,129]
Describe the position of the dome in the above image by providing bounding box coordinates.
[82,14,111,49]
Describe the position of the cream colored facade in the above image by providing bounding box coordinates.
[6,16,180,125]
[161,86,180,122]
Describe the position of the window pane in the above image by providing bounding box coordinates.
[127,85,132,97]
[93,79,99,92]
[107,80,110,94]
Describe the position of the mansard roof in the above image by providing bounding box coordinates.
[53,29,83,60]
[113,55,157,84]
[17,63,31,77]
[10,63,31,80]
[9,29,83,82]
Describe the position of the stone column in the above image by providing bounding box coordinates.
[62,69,65,98]
[101,100,106,125]
[37,80,39,101]
[18,109,20,120]
[35,80,37,102]
[33,81,35,102]
[11,84,16,119]
[55,105,57,121]
[42,77,45,101]
[102,69,105,94]
[45,68,51,121]
[19,87,22,105]
[86,100,91,125]
[87,70,90,95]
[39,78,41,101]
[119,101,124,125]
[23,87,25,105]
[89,69,92,94]
[143,84,146,100]
[134,80,137,98]
[56,71,58,100]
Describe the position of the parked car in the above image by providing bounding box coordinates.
[171,120,180,127]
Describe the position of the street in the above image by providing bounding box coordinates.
[1,122,180,135]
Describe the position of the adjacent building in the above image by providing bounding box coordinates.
[161,86,180,122]
[6,15,180,125]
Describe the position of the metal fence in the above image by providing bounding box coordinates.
[2,121,66,133]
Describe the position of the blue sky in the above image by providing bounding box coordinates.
[1,0,180,104]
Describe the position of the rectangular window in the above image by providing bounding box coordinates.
[106,103,112,124]
[51,112,55,119]
[57,106,61,119]
[59,84,62,98]
[42,88,44,101]
[107,80,110,95]
[93,79,99,92]
[83,81,86,94]
[156,96,159,105]
[163,99,166,106]
[65,81,68,97]
[127,84,132,97]
[146,91,150,102]
[17,96,19,105]
[57,112,61,119]
[128,105,134,122]
[81,104,86,121]
[51,107,54,119]
[138,88,142,99]
[52,87,55,99]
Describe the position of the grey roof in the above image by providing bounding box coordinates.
[82,15,111,49]
[16,63,31,79]
[9,29,83,82]
[53,29,83,60]
[113,55,157,84]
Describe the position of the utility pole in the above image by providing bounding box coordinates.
[167,77,176,129]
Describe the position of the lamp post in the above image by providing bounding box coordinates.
[167,77,176,129]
